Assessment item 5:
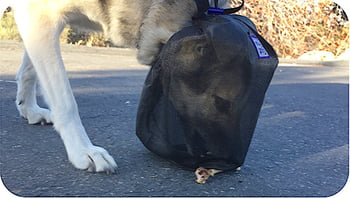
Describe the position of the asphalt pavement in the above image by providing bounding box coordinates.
[0,41,349,197]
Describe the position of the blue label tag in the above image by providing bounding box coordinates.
[249,34,270,59]
[208,7,224,15]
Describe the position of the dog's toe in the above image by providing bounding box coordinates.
[67,143,117,174]
[34,118,53,126]
[86,146,118,174]
[18,105,52,125]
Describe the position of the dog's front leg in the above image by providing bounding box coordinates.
[14,8,117,173]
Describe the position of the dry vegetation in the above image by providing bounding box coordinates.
[0,11,21,40]
[1,0,348,58]
[231,0,349,58]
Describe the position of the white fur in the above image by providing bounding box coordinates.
[6,0,118,173]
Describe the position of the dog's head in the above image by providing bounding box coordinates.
[158,16,253,160]
[160,17,249,128]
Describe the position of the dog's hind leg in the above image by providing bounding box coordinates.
[13,5,117,173]
[16,51,52,125]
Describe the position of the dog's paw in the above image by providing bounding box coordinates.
[70,145,118,174]
[17,104,52,125]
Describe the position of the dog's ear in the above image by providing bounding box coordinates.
[206,22,248,64]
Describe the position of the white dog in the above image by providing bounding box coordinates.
[0,0,229,174]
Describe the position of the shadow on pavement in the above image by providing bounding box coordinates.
[0,66,349,197]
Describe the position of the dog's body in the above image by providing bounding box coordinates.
[1,0,229,173]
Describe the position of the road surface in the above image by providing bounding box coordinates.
[0,41,348,197]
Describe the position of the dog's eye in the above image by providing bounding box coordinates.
[196,46,206,55]
[196,45,208,56]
